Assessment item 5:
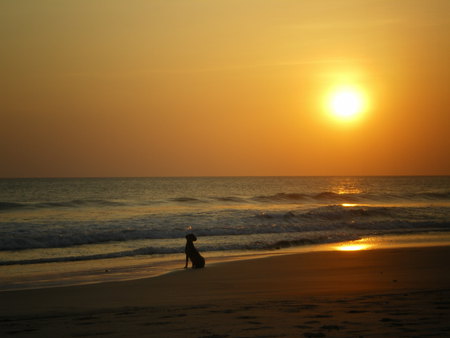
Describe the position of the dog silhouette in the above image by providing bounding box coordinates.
[184,233,205,269]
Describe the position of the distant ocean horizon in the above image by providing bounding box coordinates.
[3,175,449,178]
[1,176,449,290]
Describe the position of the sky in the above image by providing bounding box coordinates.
[1,0,449,177]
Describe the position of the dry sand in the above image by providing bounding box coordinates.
[1,245,450,337]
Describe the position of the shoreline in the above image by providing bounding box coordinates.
[2,231,450,292]
[1,245,450,336]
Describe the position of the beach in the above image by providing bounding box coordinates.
[1,245,450,337]
[2,0,450,336]
[2,176,450,293]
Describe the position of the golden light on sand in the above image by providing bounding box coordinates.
[327,86,367,121]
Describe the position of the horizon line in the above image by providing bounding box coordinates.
[1,174,449,179]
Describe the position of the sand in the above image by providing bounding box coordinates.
[1,245,450,337]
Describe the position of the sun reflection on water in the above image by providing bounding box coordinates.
[334,238,373,251]
[335,187,362,195]
[335,243,371,251]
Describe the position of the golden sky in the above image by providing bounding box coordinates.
[1,0,449,177]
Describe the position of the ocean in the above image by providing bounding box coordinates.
[1,176,449,290]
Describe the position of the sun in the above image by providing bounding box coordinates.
[327,86,367,121]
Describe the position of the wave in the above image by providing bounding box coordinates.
[252,193,309,202]
[1,204,449,252]
[1,189,449,212]
[417,192,450,200]
[0,199,126,211]
[253,191,450,204]
[213,196,246,203]
[0,232,391,266]
[0,247,172,266]
[169,197,204,203]
[253,205,428,222]
[0,202,24,210]
[263,233,363,250]
[301,205,397,220]
[4,226,450,266]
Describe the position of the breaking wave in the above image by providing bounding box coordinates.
[0,199,126,211]
[1,177,449,268]
[1,205,449,253]
[1,189,449,212]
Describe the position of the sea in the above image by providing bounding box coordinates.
[1,176,449,290]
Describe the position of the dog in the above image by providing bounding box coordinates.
[184,233,205,269]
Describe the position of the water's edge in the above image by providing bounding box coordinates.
[2,232,449,292]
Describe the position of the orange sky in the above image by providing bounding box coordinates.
[1,0,449,177]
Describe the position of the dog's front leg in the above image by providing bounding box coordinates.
[184,254,189,268]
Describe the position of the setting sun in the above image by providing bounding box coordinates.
[327,86,367,121]
[1,0,449,178]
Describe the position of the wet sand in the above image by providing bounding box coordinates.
[1,245,450,337]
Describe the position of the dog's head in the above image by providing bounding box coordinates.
[185,233,197,242]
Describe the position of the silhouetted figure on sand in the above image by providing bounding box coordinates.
[184,233,205,269]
